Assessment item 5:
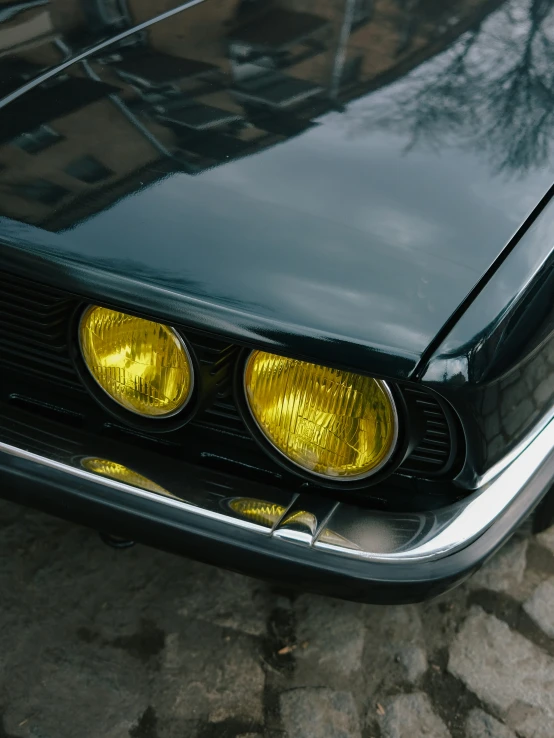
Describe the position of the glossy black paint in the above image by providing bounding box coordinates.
[1,0,554,382]
[423,196,554,487]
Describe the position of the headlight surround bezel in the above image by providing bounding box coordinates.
[72,303,199,432]
[238,348,405,489]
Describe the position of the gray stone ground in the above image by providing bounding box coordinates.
[0,501,553,738]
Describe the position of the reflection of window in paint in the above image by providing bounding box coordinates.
[87,0,131,30]
[341,55,363,87]
[352,0,373,30]
[113,52,218,89]
[158,104,242,132]
[0,1,48,24]
[229,9,329,83]
[0,5,53,53]
[229,41,276,83]
[64,155,113,184]
[233,72,323,109]
[12,178,69,205]
[237,0,264,15]
[11,125,62,154]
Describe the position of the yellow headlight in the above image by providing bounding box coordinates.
[79,306,193,417]
[244,351,397,480]
[81,457,169,495]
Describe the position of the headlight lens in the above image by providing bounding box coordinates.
[244,351,397,480]
[79,306,193,417]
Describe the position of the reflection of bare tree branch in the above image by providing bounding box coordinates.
[393,0,472,56]
[357,0,554,177]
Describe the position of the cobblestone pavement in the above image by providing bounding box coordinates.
[0,501,553,738]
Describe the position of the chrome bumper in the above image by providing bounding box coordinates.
[1,403,553,565]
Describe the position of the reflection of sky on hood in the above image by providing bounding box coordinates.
[68,96,554,362]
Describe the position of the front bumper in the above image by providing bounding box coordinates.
[1,402,553,603]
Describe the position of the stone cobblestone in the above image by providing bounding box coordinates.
[176,563,273,637]
[161,624,265,725]
[293,595,366,686]
[468,536,528,595]
[280,688,362,738]
[378,693,451,738]
[448,607,554,738]
[523,577,554,639]
[0,500,552,738]
[536,523,554,555]
[465,709,516,738]
[378,604,428,684]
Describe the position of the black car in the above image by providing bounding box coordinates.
[0,0,553,603]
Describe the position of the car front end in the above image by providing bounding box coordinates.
[1,0,553,602]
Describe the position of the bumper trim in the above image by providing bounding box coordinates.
[316,413,554,561]
[0,407,553,565]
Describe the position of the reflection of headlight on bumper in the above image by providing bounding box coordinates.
[1,400,552,603]
[228,498,287,528]
[81,457,171,496]
[229,497,359,549]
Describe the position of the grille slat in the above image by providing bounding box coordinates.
[398,387,455,477]
[0,274,75,382]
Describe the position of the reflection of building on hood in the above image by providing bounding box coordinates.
[0,1,54,56]
[0,0,513,229]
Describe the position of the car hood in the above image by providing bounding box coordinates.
[1,0,553,379]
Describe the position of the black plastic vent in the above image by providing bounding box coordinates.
[0,274,79,388]
[398,386,456,477]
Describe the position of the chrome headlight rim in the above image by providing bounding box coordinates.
[240,349,401,487]
[74,303,197,429]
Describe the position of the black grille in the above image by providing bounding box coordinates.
[0,274,79,388]
[0,270,457,482]
[399,386,456,476]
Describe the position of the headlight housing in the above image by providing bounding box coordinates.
[244,350,398,481]
[79,306,193,418]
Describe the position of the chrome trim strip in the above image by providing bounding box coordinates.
[0,440,279,535]
[272,495,337,546]
[1,409,553,564]
[315,414,554,561]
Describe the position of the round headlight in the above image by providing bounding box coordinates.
[79,306,193,417]
[244,351,398,480]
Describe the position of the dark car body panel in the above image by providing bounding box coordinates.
[2,0,554,381]
[1,0,554,601]
[422,196,554,486]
